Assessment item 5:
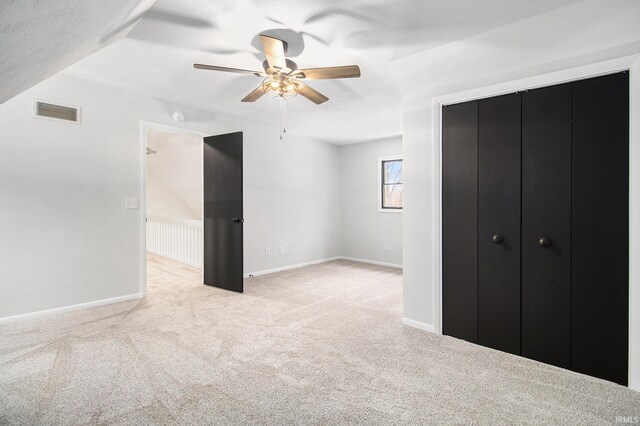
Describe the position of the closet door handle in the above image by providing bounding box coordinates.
[492,234,504,244]
[539,237,552,247]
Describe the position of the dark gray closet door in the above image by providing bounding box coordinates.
[572,73,629,385]
[478,93,522,355]
[442,100,479,343]
[521,84,572,368]
[203,132,244,293]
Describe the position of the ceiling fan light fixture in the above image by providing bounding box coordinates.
[262,76,298,99]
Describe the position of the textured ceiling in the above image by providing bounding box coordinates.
[61,0,584,144]
[0,0,156,105]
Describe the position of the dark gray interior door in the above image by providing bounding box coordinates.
[571,73,629,385]
[521,84,572,368]
[442,73,629,385]
[203,132,244,293]
[442,100,479,343]
[477,93,521,355]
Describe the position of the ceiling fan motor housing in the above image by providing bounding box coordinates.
[263,58,298,74]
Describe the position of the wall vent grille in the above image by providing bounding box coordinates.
[34,101,79,123]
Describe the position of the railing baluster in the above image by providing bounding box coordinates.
[145,216,203,268]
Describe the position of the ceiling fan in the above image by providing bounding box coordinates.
[193,35,361,105]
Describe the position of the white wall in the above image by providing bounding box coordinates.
[392,0,640,389]
[243,127,341,274]
[146,129,203,221]
[339,137,402,266]
[147,168,199,220]
[0,72,340,319]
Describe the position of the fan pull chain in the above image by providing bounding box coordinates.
[279,97,287,140]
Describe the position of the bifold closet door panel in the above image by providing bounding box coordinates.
[521,84,572,368]
[572,73,629,386]
[442,101,479,343]
[478,93,521,355]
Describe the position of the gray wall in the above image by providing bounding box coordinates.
[243,126,341,274]
[0,73,341,318]
[340,137,402,266]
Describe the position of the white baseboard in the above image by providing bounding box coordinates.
[244,256,403,278]
[244,257,342,278]
[402,317,435,333]
[0,292,143,325]
[3,256,399,322]
[340,256,403,269]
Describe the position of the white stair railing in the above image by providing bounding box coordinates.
[146,216,203,268]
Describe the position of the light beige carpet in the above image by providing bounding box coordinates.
[1,254,638,425]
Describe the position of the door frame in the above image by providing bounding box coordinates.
[432,54,640,388]
[139,121,209,296]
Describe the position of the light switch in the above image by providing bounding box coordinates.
[124,198,139,209]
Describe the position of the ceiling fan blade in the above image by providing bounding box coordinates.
[260,35,287,71]
[194,64,264,77]
[296,82,329,105]
[295,65,361,80]
[241,85,266,102]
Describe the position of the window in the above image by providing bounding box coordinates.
[380,158,403,211]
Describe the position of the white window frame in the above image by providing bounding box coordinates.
[378,155,403,213]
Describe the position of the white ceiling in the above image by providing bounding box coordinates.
[0,0,156,105]
[63,0,584,144]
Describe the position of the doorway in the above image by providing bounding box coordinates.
[143,124,205,293]
[141,122,245,295]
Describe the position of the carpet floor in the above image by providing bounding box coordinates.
[1,254,638,425]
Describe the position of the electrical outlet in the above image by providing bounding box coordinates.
[280,246,285,255]
[265,248,271,256]
[384,243,394,252]
[124,197,139,209]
